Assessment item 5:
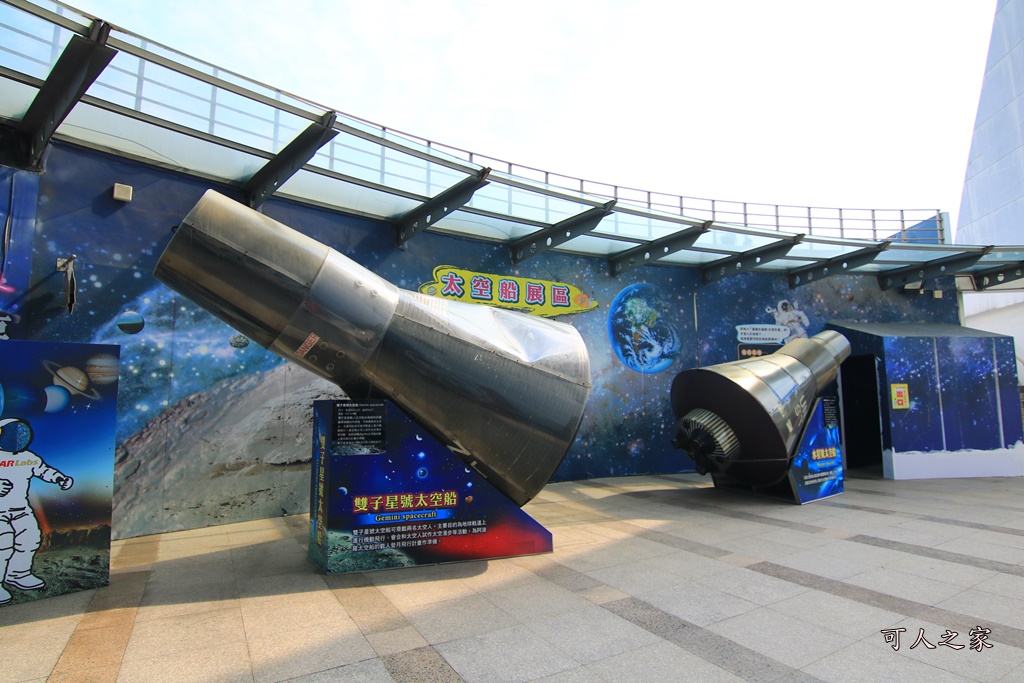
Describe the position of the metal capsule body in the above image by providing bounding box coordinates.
[154,190,591,506]
[671,331,850,485]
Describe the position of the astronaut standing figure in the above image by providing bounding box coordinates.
[0,418,73,605]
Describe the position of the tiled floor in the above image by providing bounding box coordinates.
[3,469,1024,682]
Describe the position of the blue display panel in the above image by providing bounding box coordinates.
[309,400,552,573]
[788,397,844,504]
[0,340,118,606]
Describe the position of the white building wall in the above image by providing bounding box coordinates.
[956,0,1024,374]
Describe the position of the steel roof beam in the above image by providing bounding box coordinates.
[971,260,1024,290]
[394,167,491,246]
[242,111,339,208]
[787,241,891,288]
[14,19,116,169]
[701,234,804,284]
[877,247,993,290]
[608,220,712,277]
[509,200,616,264]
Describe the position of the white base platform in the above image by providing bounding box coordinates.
[882,442,1024,479]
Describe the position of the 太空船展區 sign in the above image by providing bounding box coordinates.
[418,266,598,317]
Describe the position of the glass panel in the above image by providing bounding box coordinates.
[425,164,470,197]
[0,78,38,119]
[383,147,430,196]
[691,230,780,253]
[786,242,863,260]
[61,102,265,181]
[0,5,74,81]
[657,251,726,266]
[883,247,975,261]
[980,249,1024,263]
[439,210,537,241]
[469,182,589,224]
[278,168,418,220]
[108,32,325,119]
[558,234,630,257]
[761,258,813,269]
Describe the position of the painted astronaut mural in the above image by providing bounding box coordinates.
[767,299,809,343]
[0,418,73,605]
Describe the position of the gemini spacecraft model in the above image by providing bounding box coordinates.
[154,190,592,506]
[670,330,850,486]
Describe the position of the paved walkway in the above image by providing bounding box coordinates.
[3,470,1024,682]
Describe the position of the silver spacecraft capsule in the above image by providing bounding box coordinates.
[671,330,850,485]
[154,190,592,506]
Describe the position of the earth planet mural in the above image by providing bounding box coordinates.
[607,282,682,374]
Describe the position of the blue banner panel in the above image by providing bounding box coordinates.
[995,337,1023,447]
[309,400,552,573]
[936,337,1001,451]
[0,339,118,606]
[883,337,945,453]
[788,397,844,504]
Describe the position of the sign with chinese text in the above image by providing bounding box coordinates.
[891,383,910,409]
[309,399,553,573]
[788,396,844,504]
[418,265,598,317]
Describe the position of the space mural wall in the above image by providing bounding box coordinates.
[0,143,961,538]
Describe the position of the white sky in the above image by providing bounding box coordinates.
[70,0,997,234]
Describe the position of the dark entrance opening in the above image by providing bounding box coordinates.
[839,355,883,470]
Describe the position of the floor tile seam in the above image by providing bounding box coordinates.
[592,519,733,559]
[848,534,1024,578]
[616,491,831,534]
[820,502,1024,539]
[333,584,417,636]
[800,633,994,683]
[748,561,1024,650]
[842,485,1024,513]
[532,498,623,519]
[515,551,823,681]
[600,596,825,682]
[567,480,809,531]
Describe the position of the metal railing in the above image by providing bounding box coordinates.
[2,0,945,245]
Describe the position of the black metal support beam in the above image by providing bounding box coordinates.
[608,220,712,277]
[394,167,491,246]
[787,241,891,288]
[510,200,616,265]
[877,247,993,290]
[701,234,804,284]
[242,111,338,208]
[971,260,1024,290]
[14,20,116,169]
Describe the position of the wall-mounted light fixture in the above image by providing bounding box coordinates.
[112,183,133,202]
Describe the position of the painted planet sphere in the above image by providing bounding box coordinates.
[43,385,71,413]
[43,361,101,399]
[229,334,250,349]
[607,282,682,374]
[116,310,145,334]
[85,353,119,385]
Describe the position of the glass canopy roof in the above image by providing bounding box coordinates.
[3,0,1024,292]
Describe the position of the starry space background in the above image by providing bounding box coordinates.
[0,142,1004,538]
[836,324,1023,455]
